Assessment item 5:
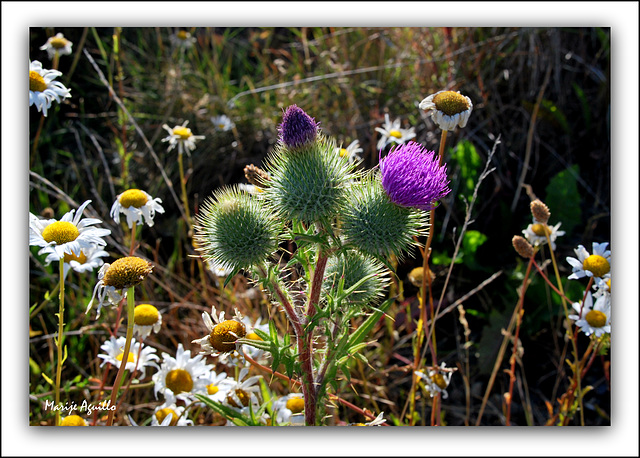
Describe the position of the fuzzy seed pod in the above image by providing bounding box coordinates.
[323,250,390,307]
[512,235,535,259]
[244,164,270,189]
[341,173,428,260]
[194,186,281,272]
[530,199,550,224]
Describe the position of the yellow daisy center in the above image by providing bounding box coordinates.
[531,223,551,237]
[50,36,69,49]
[102,256,153,289]
[606,278,611,291]
[29,70,47,93]
[115,351,136,363]
[177,30,189,41]
[285,397,305,414]
[60,415,87,426]
[63,250,87,264]
[432,373,448,390]
[389,130,402,139]
[585,310,607,328]
[339,148,349,157]
[155,408,179,426]
[165,369,193,394]
[173,126,192,139]
[118,189,148,208]
[208,320,247,353]
[207,384,219,395]
[582,255,610,278]
[134,304,160,326]
[433,91,470,116]
[227,389,250,408]
[41,221,79,245]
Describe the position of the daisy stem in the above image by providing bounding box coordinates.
[177,152,192,228]
[106,286,135,426]
[129,222,137,256]
[53,258,66,426]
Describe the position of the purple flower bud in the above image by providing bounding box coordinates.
[278,105,319,149]
[379,141,451,211]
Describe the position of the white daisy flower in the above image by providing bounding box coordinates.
[110,188,164,229]
[192,306,247,361]
[206,258,233,278]
[223,367,262,412]
[566,242,611,280]
[29,60,71,116]
[346,411,387,426]
[29,200,110,262]
[272,393,305,426]
[39,33,73,60]
[211,114,235,132]
[169,30,196,49]
[43,243,109,279]
[133,304,163,340]
[419,90,473,131]
[336,139,364,164]
[415,362,453,399]
[237,183,260,195]
[522,219,565,251]
[98,336,159,379]
[375,114,416,150]
[151,404,193,426]
[161,121,205,156]
[569,291,611,337]
[593,276,611,299]
[202,370,235,403]
[86,256,153,318]
[240,316,270,362]
[152,343,214,404]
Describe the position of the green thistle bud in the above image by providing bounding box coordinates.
[323,250,390,307]
[263,134,354,224]
[341,173,428,260]
[194,186,280,272]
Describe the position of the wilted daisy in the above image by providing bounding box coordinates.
[566,242,611,280]
[223,367,262,412]
[60,415,87,426]
[169,30,196,49]
[86,256,153,318]
[39,33,73,60]
[569,291,611,338]
[379,141,451,211]
[272,393,305,426]
[211,114,235,132]
[29,60,71,116]
[192,306,247,361]
[375,114,416,150]
[336,139,364,164]
[110,189,165,228]
[419,90,473,131]
[98,336,159,379]
[133,304,163,340]
[42,243,109,279]
[161,121,205,155]
[29,200,110,262]
[415,362,453,399]
[151,404,194,426]
[152,343,214,404]
[522,219,565,251]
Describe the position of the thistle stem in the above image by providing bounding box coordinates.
[53,258,66,426]
[106,286,135,426]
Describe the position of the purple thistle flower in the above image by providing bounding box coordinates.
[379,141,451,211]
[278,105,319,149]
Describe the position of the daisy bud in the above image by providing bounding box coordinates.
[278,105,319,151]
[379,141,451,211]
[512,236,535,259]
[530,199,550,224]
[194,186,280,272]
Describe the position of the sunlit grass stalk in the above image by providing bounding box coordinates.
[106,285,135,426]
[177,150,192,227]
[53,258,66,426]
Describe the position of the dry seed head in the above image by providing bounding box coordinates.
[530,199,550,224]
[244,164,270,188]
[102,256,153,289]
[512,235,534,259]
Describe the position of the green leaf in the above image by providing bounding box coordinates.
[450,140,481,200]
[544,165,582,236]
[194,394,250,425]
[42,373,54,386]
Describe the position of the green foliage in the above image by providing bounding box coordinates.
[449,139,482,200]
[544,165,582,236]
